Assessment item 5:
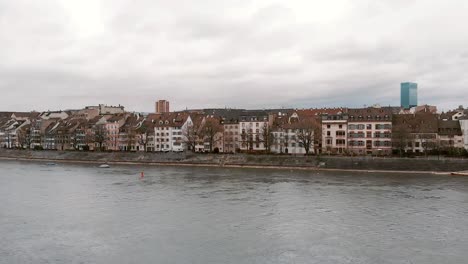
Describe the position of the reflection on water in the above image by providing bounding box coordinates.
[1,160,468,264]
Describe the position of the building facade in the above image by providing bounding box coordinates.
[153,112,191,152]
[401,82,418,109]
[239,111,270,152]
[460,117,468,150]
[393,112,439,154]
[155,100,170,114]
[85,105,125,115]
[347,107,393,155]
[223,121,240,153]
[322,112,348,154]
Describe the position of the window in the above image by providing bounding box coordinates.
[336,131,346,136]
[336,139,345,145]
[366,124,372,130]
[339,125,342,129]
[327,131,331,136]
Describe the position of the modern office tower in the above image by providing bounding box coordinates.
[401,82,418,109]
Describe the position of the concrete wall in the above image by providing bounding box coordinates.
[1,149,468,172]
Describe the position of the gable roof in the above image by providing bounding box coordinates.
[393,113,439,133]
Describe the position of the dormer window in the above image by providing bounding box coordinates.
[159,121,163,125]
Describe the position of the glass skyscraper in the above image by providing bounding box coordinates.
[401,82,418,109]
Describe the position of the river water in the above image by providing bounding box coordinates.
[1,160,467,264]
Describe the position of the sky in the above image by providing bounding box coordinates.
[1,0,468,112]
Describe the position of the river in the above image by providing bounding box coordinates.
[1,160,467,264]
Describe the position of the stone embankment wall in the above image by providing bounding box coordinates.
[1,149,468,172]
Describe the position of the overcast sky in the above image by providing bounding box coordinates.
[1,0,468,112]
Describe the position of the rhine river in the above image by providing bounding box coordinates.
[1,160,467,264]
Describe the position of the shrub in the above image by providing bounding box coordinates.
[33,146,44,151]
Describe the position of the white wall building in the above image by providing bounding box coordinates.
[40,111,69,120]
[271,127,313,154]
[460,117,468,150]
[85,104,125,115]
[153,113,192,152]
[239,112,270,152]
[322,118,348,154]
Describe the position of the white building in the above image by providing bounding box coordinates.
[270,111,318,155]
[85,104,125,115]
[460,117,468,150]
[40,111,69,120]
[0,119,29,148]
[153,112,192,152]
[322,113,348,154]
[239,111,270,152]
[271,127,313,154]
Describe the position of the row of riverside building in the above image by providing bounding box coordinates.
[1,104,468,156]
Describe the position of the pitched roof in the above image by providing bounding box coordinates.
[348,107,393,121]
[151,112,190,127]
[393,113,439,133]
[438,120,462,136]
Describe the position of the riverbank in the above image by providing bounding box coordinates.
[1,149,468,174]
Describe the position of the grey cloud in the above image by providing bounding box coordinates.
[0,0,467,112]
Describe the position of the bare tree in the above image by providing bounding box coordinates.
[84,129,95,151]
[296,119,320,155]
[125,127,137,151]
[94,124,107,151]
[421,133,437,157]
[16,127,31,149]
[183,121,202,152]
[70,132,79,150]
[200,118,223,152]
[137,126,150,152]
[261,125,274,153]
[392,123,410,157]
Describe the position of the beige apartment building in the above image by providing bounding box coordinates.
[347,107,393,155]
[155,100,170,114]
